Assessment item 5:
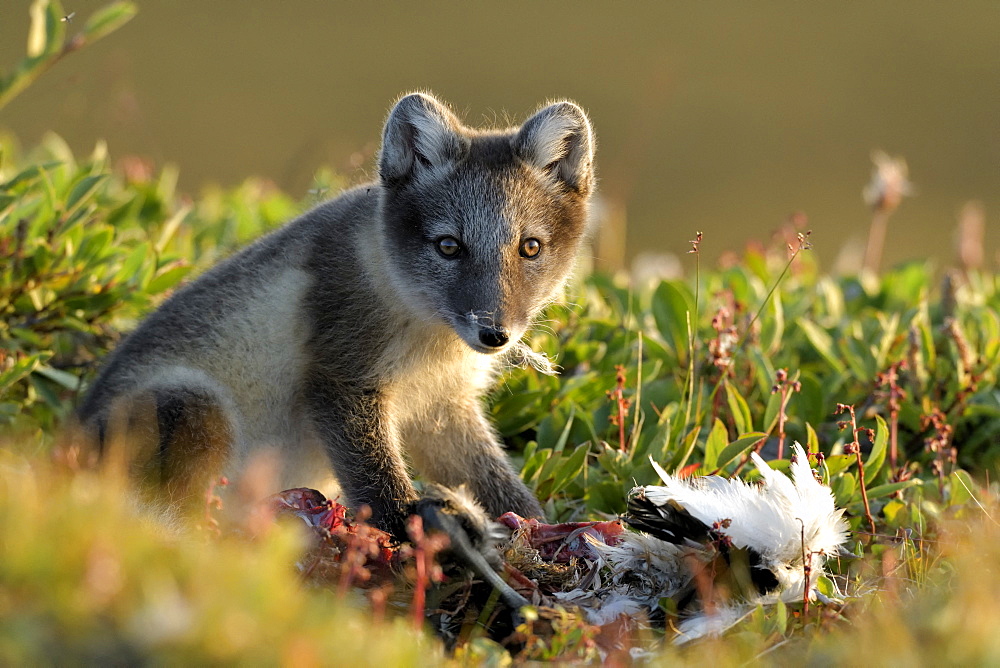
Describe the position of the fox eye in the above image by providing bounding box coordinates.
[520,238,542,258]
[436,236,462,258]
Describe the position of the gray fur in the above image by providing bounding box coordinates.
[78,93,596,539]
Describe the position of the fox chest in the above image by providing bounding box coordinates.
[380,333,497,429]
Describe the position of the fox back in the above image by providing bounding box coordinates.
[78,93,596,536]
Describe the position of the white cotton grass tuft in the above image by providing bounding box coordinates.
[863,150,914,214]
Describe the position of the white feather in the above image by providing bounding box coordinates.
[640,443,846,566]
[588,443,849,641]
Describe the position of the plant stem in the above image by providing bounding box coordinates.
[840,404,877,536]
[856,447,876,537]
[863,210,889,274]
[799,518,810,617]
[777,385,789,460]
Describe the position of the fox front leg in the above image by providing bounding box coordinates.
[405,402,544,521]
[307,385,417,539]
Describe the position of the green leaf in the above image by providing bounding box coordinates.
[116,242,151,283]
[805,422,819,455]
[823,454,856,478]
[552,406,576,454]
[762,389,782,433]
[81,2,138,43]
[75,227,114,264]
[760,288,784,356]
[595,442,631,481]
[774,599,788,635]
[672,425,700,471]
[882,499,907,526]
[715,432,767,472]
[873,312,900,370]
[638,334,673,365]
[948,470,976,508]
[156,203,192,254]
[0,352,51,395]
[749,347,776,397]
[644,425,673,470]
[28,0,64,59]
[724,379,753,435]
[864,415,888,482]
[64,174,107,218]
[31,244,53,274]
[519,441,541,481]
[862,479,922,501]
[651,281,693,362]
[815,575,836,598]
[146,263,192,294]
[30,373,63,407]
[840,335,876,385]
[533,438,589,498]
[34,364,80,390]
[914,303,936,382]
[799,320,846,374]
[27,285,48,311]
[797,371,828,428]
[0,194,16,217]
[27,1,47,58]
[586,480,628,515]
[0,161,62,190]
[702,418,728,471]
[493,390,545,435]
[550,443,590,497]
[832,471,856,508]
[64,292,118,312]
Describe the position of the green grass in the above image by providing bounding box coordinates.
[0,452,442,665]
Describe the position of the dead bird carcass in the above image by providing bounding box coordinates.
[503,443,850,642]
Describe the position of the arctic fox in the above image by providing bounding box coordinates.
[78,93,596,538]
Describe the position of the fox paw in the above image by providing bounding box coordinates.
[408,484,528,610]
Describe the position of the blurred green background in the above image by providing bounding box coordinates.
[1,1,997,270]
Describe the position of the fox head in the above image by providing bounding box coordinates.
[377,93,595,358]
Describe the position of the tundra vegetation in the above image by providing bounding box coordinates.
[1,2,999,664]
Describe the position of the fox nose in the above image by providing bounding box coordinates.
[478,326,510,349]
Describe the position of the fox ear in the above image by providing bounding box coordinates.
[515,102,595,194]
[380,93,465,184]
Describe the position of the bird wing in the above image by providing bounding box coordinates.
[632,443,847,564]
